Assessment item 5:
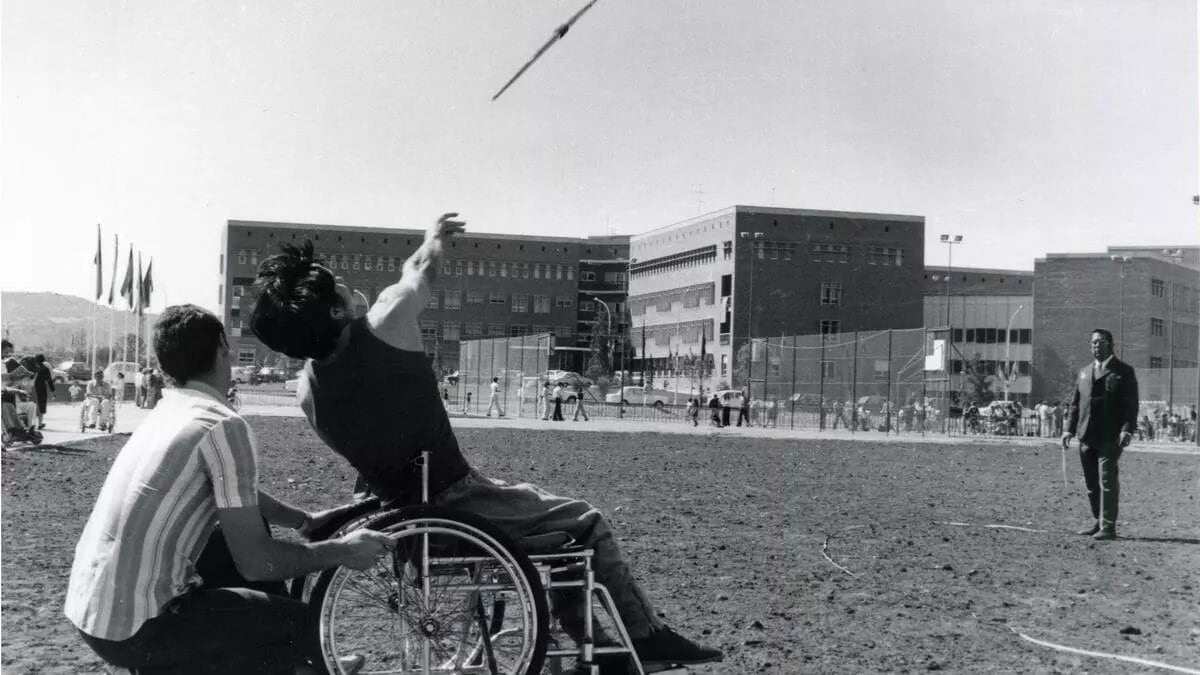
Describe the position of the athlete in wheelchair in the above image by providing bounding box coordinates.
[251,214,722,674]
[80,370,117,432]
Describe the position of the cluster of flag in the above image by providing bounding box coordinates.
[92,224,154,314]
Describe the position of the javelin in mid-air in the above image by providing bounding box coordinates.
[491,0,599,102]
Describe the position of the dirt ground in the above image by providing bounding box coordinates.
[3,418,1198,674]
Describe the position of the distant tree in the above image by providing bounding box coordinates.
[964,354,997,405]
[732,342,752,388]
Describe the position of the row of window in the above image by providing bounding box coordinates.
[948,328,1034,345]
[417,321,572,341]
[1148,357,1200,369]
[234,248,580,282]
[424,290,575,312]
[1150,279,1198,309]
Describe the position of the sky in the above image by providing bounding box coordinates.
[2,0,1197,315]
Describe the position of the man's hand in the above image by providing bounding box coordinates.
[336,529,395,570]
[298,507,344,539]
[1061,432,1074,449]
[1118,431,1133,448]
[427,212,466,241]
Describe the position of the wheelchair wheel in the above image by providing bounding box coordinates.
[311,506,549,675]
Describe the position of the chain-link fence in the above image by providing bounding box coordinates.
[455,333,554,417]
[739,328,959,434]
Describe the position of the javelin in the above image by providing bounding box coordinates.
[491,0,600,102]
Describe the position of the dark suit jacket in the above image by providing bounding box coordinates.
[1066,356,1139,446]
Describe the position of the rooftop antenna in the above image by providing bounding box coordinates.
[692,183,705,215]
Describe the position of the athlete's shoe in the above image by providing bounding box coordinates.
[632,625,723,669]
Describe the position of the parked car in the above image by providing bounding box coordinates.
[605,385,674,407]
[58,361,94,382]
[104,362,142,389]
[50,367,69,384]
[714,389,746,409]
[230,365,258,384]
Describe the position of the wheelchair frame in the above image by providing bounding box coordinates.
[79,396,117,433]
[304,450,648,675]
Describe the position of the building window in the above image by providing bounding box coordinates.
[466,261,475,276]
[720,354,728,375]
[443,322,460,341]
[487,323,505,336]
[820,320,840,335]
[555,265,562,280]
[723,241,732,260]
[387,257,396,272]
[952,328,963,342]
[425,290,440,310]
[581,271,596,282]
[1151,317,1165,337]
[512,294,530,312]
[442,259,451,275]
[867,246,903,266]
[499,262,508,277]
[1018,329,1031,344]
[489,261,497,277]
[420,321,438,340]
[489,292,506,305]
[580,301,594,312]
[464,322,483,336]
[533,295,551,313]
[352,256,360,271]
[1149,356,1163,369]
[237,250,247,265]
[820,360,836,379]
[555,295,573,308]
[444,290,462,310]
[376,258,384,271]
[453,260,462,276]
[566,266,575,280]
[233,285,245,297]
[467,290,485,304]
[237,347,257,365]
[1151,278,1165,297]
[820,282,842,306]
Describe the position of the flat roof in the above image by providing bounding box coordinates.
[631,204,924,240]
[228,219,588,245]
[925,265,1034,276]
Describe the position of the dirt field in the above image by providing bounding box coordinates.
[3,417,1198,674]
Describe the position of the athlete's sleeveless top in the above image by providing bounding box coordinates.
[300,317,470,504]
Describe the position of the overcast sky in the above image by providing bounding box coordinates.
[2,0,1196,314]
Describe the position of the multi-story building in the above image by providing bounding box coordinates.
[628,205,925,394]
[574,235,631,373]
[1033,246,1199,409]
[922,266,1035,404]
[221,220,608,372]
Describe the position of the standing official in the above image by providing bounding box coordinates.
[1062,329,1138,541]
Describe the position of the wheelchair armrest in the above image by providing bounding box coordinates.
[518,531,577,555]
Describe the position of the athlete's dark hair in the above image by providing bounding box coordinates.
[1091,328,1115,346]
[154,305,226,385]
[250,240,345,360]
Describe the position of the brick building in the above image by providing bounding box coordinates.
[1033,247,1199,408]
[575,236,630,373]
[628,205,925,394]
[922,266,1034,404]
[221,220,623,373]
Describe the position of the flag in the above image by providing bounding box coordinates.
[93,224,103,300]
[107,234,119,305]
[136,253,144,316]
[140,257,154,315]
[119,246,135,309]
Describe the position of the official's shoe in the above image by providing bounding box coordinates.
[1077,523,1100,536]
[632,625,723,668]
[1092,530,1116,541]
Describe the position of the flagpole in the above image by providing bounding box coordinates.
[91,223,101,373]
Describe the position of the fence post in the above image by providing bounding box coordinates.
[921,327,927,437]
[790,335,797,430]
[851,331,858,436]
[518,333,526,418]
[819,334,826,430]
[886,329,893,436]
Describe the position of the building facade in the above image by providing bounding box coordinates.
[1033,246,1199,409]
[628,205,925,395]
[922,266,1035,404]
[221,221,623,373]
[575,236,631,374]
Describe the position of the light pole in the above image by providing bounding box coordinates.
[1163,248,1184,416]
[626,257,637,387]
[1111,255,1131,359]
[739,231,764,412]
[939,234,963,431]
[1003,304,1025,402]
[593,296,612,377]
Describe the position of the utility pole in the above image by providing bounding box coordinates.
[1110,255,1131,359]
[740,231,764,409]
[1163,248,1185,417]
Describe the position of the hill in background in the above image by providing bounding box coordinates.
[1,291,157,354]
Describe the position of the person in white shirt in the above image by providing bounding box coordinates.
[486,376,504,417]
[64,304,393,673]
[552,383,565,421]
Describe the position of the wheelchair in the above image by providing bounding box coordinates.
[79,396,117,433]
[295,452,648,675]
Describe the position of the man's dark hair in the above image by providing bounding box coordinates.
[1091,328,1115,345]
[493,377,499,383]
[1,339,12,352]
[154,305,227,385]
[34,354,45,365]
[250,240,345,360]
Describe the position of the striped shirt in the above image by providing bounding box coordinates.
[64,382,259,641]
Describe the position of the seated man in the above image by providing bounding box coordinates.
[251,214,723,674]
[2,360,40,442]
[65,304,394,674]
[84,370,115,431]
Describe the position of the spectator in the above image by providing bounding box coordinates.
[68,382,84,402]
[552,383,565,421]
[540,382,553,420]
[708,394,721,426]
[486,377,504,417]
[31,354,55,430]
[685,398,698,427]
[721,394,731,427]
[736,386,751,427]
[766,399,778,428]
[571,384,589,422]
[135,368,148,408]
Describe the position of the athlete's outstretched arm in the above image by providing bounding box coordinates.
[367,213,465,349]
